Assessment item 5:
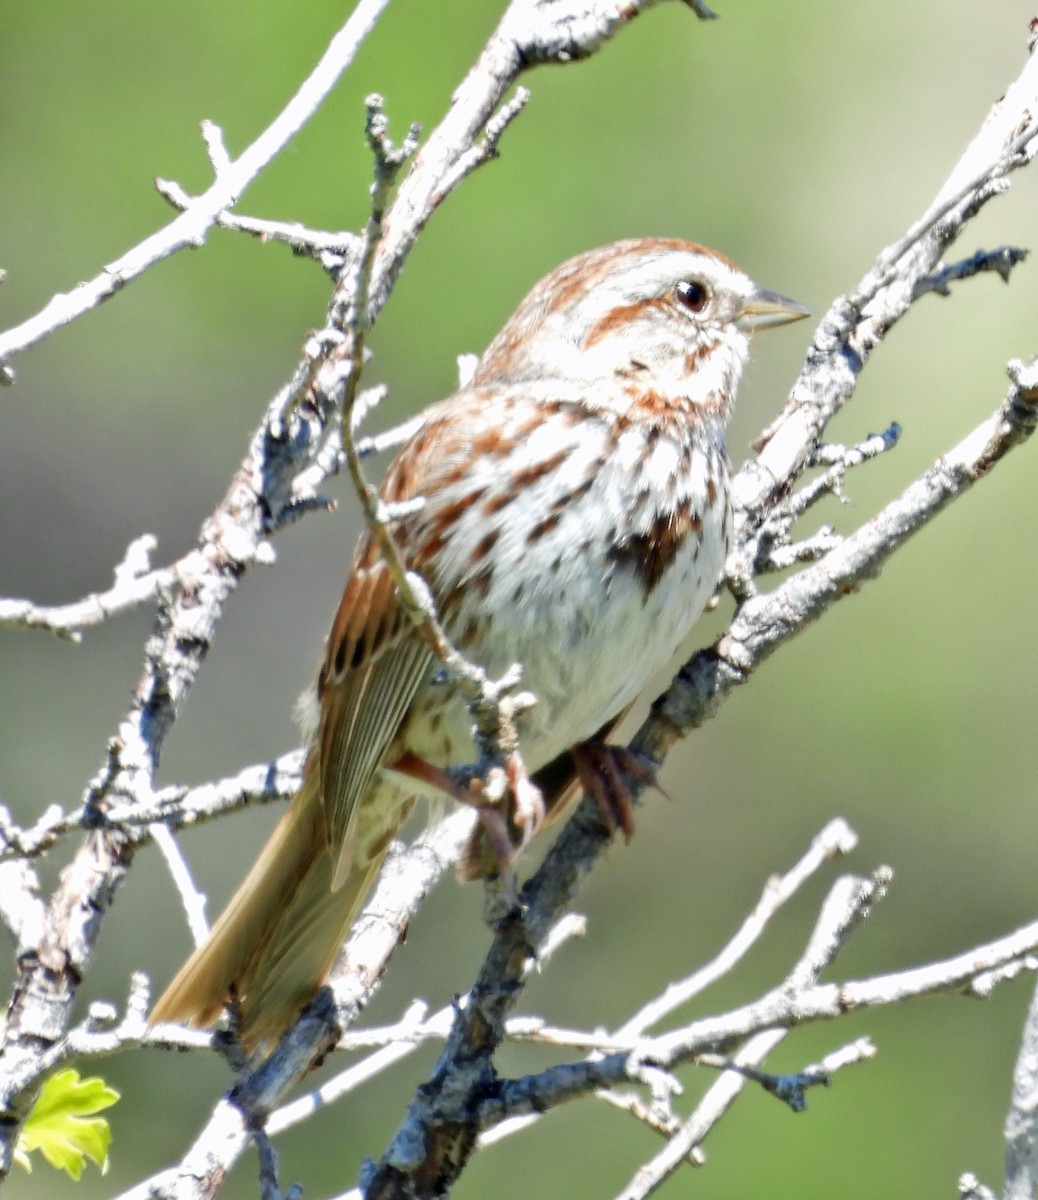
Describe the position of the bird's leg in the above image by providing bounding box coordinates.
[390,751,544,866]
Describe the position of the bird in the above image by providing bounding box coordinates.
[150,238,809,1049]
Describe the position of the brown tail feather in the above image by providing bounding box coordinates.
[150,775,387,1050]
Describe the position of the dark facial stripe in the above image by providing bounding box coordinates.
[582,298,669,350]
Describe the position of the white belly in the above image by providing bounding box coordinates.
[405,409,730,771]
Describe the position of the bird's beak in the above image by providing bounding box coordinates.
[736,288,811,332]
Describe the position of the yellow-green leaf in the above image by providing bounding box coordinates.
[16,1068,119,1180]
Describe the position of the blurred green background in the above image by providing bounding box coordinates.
[2,1,1038,1197]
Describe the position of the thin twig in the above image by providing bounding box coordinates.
[471,874,1038,1144]
[615,818,858,1040]
[0,751,303,864]
[0,0,393,374]
[150,825,210,948]
[155,175,357,273]
[0,535,174,640]
[912,245,1029,299]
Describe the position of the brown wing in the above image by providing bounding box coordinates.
[317,544,435,891]
[313,400,476,890]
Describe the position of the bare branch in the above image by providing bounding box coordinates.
[1001,973,1038,1200]
[614,817,859,1040]
[0,751,303,865]
[364,0,714,320]
[262,912,586,1142]
[155,174,357,274]
[255,1129,301,1200]
[470,874,1037,1138]
[0,858,45,955]
[150,824,210,948]
[912,245,1029,299]
[0,535,173,640]
[646,361,1038,818]
[355,413,425,459]
[728,424,902,593]
[740,44,1038,508]
[960,1174,999,1200]
[0,0,393,374]
[426,87,531,207]
[614,1030,785,1200]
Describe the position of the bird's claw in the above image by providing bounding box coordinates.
[571,741,660,839]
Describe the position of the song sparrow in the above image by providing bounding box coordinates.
[151,238,808,1047]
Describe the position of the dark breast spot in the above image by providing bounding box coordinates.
[472,528,501,561]
[511,448,571,491]
[608,501,703,595]
[483,492,513,516]
[527,509,564,543]
[469,565,493,599]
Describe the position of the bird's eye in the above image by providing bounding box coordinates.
[675,279,709,312]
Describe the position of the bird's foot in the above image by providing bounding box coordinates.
[391,749,545,868]
[571,741,661,839]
